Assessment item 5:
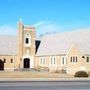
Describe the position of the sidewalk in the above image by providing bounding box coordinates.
[0,78,90,82]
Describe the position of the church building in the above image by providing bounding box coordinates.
[0,20,90,75]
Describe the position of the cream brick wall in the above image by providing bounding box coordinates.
[1,21,90,76]
[0,55,15,71]
[35,44,90,75]
[35,55,63,72]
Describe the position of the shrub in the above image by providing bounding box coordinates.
[88,72,90,76]
[35,66,49,72]
[74,71,88,77]
[54,70,61,73]
[61,69,67,74]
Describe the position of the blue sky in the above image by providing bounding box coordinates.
[0,0,90,36]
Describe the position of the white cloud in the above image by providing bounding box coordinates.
[33,21,63,37]
[0,22,63,36]
[0,25,16,35]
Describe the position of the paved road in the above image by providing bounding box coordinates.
[0,81,90,90]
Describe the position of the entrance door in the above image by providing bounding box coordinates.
[24,58,30,68]
[0,60,4,70]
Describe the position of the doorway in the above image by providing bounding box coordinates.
[23,58,30,68]
[0,60,4,70]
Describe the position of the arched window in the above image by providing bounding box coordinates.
[24,33,31,47]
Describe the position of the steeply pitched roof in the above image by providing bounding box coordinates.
[0,35,17,55]
[36,29,90,56]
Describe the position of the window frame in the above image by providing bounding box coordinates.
[40,57,45,66]
[61,56,66,66]
[50,56,56,65]
[70,56,78,63]
[24,33,31,47]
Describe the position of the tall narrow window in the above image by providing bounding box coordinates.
[62,57,64,64]
[25,33,31,47]
[76,57,77,62]
[71,57,72,62]
[11,59,13,63]
[86,57,89,63]
[61,56,66,66]
[26,38,29,44]
[51,58,52,64]
[70,56,78,63]
[40,58,42,64]
[54,57,55,64]
[73,57,75,62]
[40,57,45,65]
[50,57,56,65]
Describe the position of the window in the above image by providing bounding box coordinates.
[40,58,45,65]
[26,38,29,44]
[82,56,85,58]
[11,59,13,63]
[73,57,75,62]
[40,58,42,64]
[76,57,77,62]
[71,57,72,62]
[51,58,52,64]
[50,57,56,65]
[54,57,55,64]
[61,56,66,66]
[62,57,64,65]
[24,33,31,47]
[86,57,89,63]
[4,59,6,63]
[70,56,78,63]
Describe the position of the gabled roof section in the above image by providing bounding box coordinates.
[0,35,17,55]
[36,29,90,56]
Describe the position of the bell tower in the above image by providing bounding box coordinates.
[18,20,36,69]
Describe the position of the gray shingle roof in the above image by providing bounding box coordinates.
[36,29,90,56]
[0,35,17,55]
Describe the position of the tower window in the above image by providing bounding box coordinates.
[26,38,29,44]
[24,33,31,47]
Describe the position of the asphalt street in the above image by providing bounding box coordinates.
[0,81,90,90]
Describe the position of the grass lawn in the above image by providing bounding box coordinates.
[0,71,73,78]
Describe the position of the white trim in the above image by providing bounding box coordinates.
[70,56,78,64]
[39,57,47,67]
[49,56,58,67]
[24,33,31,47]
[22,55,34,68]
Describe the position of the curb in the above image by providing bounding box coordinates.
[0,78,90,82]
